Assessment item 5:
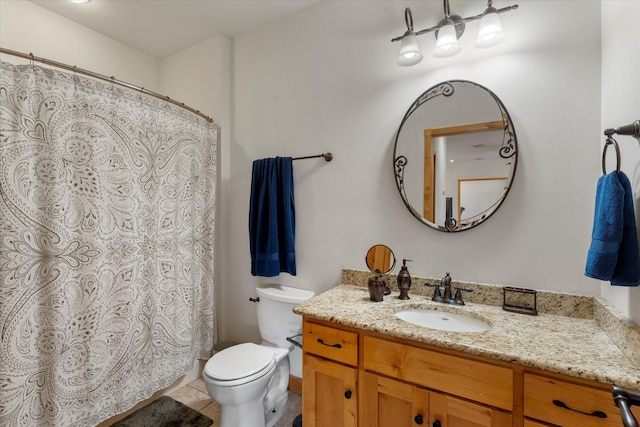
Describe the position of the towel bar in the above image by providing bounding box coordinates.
[292,153,333,161]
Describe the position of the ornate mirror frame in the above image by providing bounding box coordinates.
[393,80,517,232]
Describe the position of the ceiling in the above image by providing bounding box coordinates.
[29,0,320,59]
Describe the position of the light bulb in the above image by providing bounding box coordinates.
[475,9,505,48]
[433,22,461,57]
[397,33,423,66]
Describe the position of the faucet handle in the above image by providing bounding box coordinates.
[425,282,443,303]
[442,272,452,286]
[453,287,472,305]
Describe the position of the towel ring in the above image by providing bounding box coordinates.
[602,136,621,174]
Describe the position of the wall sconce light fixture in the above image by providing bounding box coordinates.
[392,0,518,66]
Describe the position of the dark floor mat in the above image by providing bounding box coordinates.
[110,396,213,427]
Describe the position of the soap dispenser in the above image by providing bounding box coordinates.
[397,259,412,300]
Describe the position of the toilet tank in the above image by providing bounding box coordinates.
[256,284,315,348]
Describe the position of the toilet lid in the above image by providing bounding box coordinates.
[205,343,275,381]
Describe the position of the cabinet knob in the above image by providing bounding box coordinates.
[432,421,442,427]
[414,414,423,424]
[344,390,352,399]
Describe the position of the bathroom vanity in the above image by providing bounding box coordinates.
[294,272,640,427]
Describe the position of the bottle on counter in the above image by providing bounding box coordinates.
[397,259,412,300]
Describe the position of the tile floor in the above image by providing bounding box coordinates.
[169,376,301,427]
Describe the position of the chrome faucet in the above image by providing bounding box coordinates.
[425,272,472,306]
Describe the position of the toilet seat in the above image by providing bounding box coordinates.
[204,343,276,385]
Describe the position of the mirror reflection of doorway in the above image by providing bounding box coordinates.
[423,120,505,227]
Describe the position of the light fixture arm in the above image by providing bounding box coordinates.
[404,7,414,32]
[391,1,518,43]
[457,4,519,24]
[443,0,451,18]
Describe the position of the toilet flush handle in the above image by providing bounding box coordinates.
[249,297,259,303]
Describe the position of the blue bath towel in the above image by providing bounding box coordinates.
[249,157,296,277]
[585,171,640,286]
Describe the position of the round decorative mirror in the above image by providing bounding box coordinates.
[393,80,517,232]
[365,244,396,274]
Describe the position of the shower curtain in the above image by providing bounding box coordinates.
[0,60,217,426]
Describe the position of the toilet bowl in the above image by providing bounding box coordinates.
[203,343,289,427]
[202,284,314,427]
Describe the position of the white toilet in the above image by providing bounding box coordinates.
[203,284,314,427]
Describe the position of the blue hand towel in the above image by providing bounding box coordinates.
[249,157,296,277]
[585,172,624,280]
[585,171,640,286]
[611,172,640,286]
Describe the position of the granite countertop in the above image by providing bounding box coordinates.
[294,283,640,391]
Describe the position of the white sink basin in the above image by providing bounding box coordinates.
[394,309,491,333]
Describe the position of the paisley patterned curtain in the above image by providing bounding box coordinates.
[0,60,217,426]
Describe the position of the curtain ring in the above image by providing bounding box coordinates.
[29,52,35,71]
[602,136,621,174]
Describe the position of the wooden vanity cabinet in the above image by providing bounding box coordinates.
[302,317,634,427]
[303,318,513,427]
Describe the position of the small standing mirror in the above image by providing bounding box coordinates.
[365,244,396,274]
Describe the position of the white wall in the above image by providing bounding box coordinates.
[227,0,605,343]
[160,36,233,341]
[160,35,230,123]
[0,0,159,90]
[601,1,640,323]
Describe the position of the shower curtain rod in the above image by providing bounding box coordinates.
[0,47,213,123]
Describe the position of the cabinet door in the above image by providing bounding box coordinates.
[302,353,357,427]
[361,372,429,427]
[430,392,512,427]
